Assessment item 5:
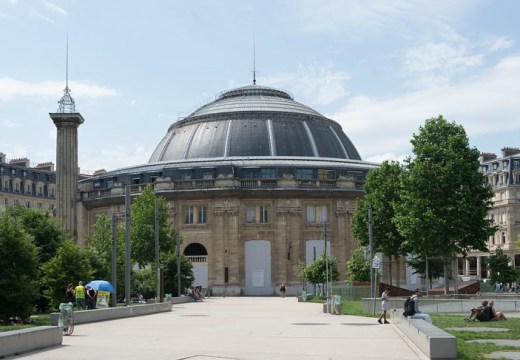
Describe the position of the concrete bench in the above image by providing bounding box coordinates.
[0,326,62,358]
[391,310,457,359]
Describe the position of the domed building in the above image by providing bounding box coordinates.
[77,83,377,296]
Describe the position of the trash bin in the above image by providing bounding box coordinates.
[331,295,342,315]
[59,302,74,336]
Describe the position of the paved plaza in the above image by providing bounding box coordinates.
[19,297,428,360]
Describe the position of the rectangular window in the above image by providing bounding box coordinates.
[26,185,31,194]
[318,169,334,180]
[260,168,276,179]
[320,206,328,223]
[259,206,268,223]
[306,205,328,223]
[185,206,194,224]
[3,198,7,206]
[306,206,316,223]
[26,201,31,208]
[37,202,42,209]
[246,206,256,223]
[15,183,20,192]
[296,169,314,180]
[502,232,506,244]
[198,206,207,224]
[202,171,214,180]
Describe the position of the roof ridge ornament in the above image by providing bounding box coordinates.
[252,33,256,85]
[57,34,76,113]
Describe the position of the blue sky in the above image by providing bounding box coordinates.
[1,0,519,173]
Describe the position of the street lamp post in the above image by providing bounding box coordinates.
[176,234,181,297]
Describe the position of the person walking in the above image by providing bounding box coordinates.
[279,283,286,298]
[65,283,76,304]
[377,287,390,324]
[75,281,86,310]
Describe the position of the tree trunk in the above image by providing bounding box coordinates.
[444,258,450,295]
[388,255,393,286]
[396,256,401,287]
[453,257,459,295]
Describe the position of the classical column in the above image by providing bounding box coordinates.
[49,112,84,238]
[477,256,482,278]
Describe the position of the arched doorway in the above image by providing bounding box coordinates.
[184,243,208,288]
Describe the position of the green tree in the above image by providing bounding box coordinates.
[406,256,445,289]
[41,240,93,310]
[394,116,496,294]
[299,254,339,297]
[0,212,40,323]
[351,161,406,285]
[5,205,65,264]
[5,205,67,311]
[86,214,113,280]
[131,185,174,267]
[162,250,194,296]
[132,267,156,300]
[346,246,371,283]
[488,247,519,286]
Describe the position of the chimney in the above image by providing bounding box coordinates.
[501,147,520,158]
[9,157,30,167]
[0,152,6,163]
[479,152,497,163]
[36,162,55,172]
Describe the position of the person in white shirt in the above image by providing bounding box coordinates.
[377,287,390,324]
[410,289,432,324]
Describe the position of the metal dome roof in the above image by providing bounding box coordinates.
[149,84,361,163]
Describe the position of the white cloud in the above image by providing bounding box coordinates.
[294,0,479,39]
[403,42,483,88]
[0,78,117,101]
[330,55,520,160]
[264,64,349,105]
[2,119,17,128]
[41,0,68,16]
[487,37,515,52]
[29,8,54,23]
[80,145,152,173]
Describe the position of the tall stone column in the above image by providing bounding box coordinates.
[49,113,84,238]
[49,77,84,239]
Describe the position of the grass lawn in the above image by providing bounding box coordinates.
[431,314,520,360]
[327,299,520,360]
[0,314,51,333]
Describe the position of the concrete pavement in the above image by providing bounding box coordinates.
[18,297,428,360]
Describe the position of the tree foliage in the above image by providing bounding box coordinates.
[162,250,195,296]
[131,185,174,267]
[351,161,406,284]
[298,254,339,286]
[352,161,406,257]
[394,116,495,259]
[5,205,65,264]
[0,212,40,323]
[488,247,519,286]
[86,213,114,281]
[346,246,371,283]
[41,240,93,310]
[406,256,445,289]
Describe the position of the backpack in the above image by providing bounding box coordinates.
[403,297,416,316]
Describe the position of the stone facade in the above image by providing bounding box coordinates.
[459,147,520,280]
